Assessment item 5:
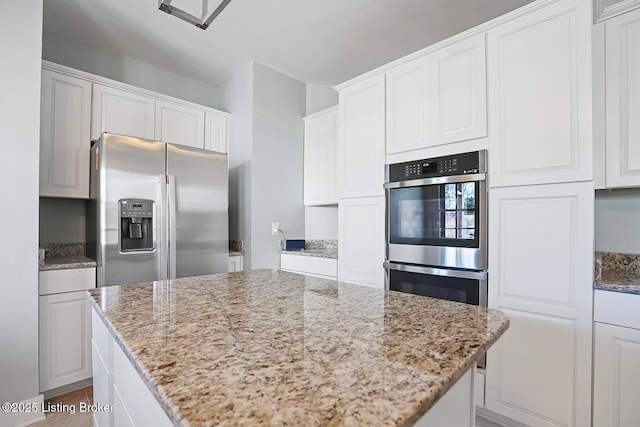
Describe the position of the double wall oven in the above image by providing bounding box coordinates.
[384,150,488,319]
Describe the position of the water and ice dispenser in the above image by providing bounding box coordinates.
[119,199,154,252]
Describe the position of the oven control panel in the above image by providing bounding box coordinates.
[386,150,486,182]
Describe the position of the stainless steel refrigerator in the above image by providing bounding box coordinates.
[87,133,228,287]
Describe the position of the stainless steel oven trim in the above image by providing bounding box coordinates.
[383,261,487,280]
[383,173,486,189]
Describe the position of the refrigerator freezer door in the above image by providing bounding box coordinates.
[99,134,167,286]
[167,144,228,278]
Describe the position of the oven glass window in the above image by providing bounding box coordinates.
[389,182,480,248]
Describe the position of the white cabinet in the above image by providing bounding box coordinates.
[430,34,487,145]
[487,0,592,187]
[155,100,205,149]
[385,34,486,155]
[204,111,230,153]
[605,8,640,187]
[337,74,386,198]
[593,290,640,427]
[91,84,155,141]
[304,106,338,205]
[338,196,385,288]
[92,307,172,427]
[386,57,430,154]
[39,70,92,198]
[39,268,96,393]
[280,254,337,280]
[485,182,593,427]
[228,255,244,272]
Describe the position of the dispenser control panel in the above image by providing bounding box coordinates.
[119,199,155,252]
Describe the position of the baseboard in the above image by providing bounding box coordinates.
[0,394,45,427]
[42,378,93,400]
[477,407,528,427]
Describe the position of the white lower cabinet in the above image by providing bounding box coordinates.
[92,306,172,427]
[338,196,385,288]
[485,182,593,427]
[228,255,244,272]
[593,290,640,427]
[280,254,337,280]
[39,268,95,394]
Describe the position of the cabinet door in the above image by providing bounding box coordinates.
[594,322,640,427]
[39,291,92,392]
[40,70,92,198]
[606,8,640,188]
[338,196,385,288]
[92,84,155,141]
[338,75,386,198]
[431,34,487,145]
[204,111,229,153]
[487,0,592,187]
[485,182,593,427]
[385,56,429,154]
[304,107,338,205]
[155,100,205,149]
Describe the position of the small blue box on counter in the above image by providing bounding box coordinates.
[283,240,305,251]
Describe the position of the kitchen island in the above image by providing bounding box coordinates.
[88,270,509,426]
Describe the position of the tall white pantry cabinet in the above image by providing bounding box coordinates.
[484,1,594,427]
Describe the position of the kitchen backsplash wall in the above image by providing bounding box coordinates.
[305,206,338,240]
[39,198,87,244]
[595,189,640,254]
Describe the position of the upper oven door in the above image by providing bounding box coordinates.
[385,174,487,270]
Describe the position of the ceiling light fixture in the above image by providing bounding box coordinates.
[158,0,232,30]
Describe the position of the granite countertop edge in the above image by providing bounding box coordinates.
[40,256,97,271]
[280,249,338,259]
[87,271,510,427]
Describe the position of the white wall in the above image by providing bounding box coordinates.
[219,63,254,267]
[43,30,219,108]
[595,189,640,253]
[0,0,43,419]
[39,198,86,244]
[252,63,306,269]
[305,206,338,240]
[306,83,338,116]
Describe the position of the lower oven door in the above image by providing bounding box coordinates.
[384,262,487,306]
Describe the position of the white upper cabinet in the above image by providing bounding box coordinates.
[92,84,155,141]
[338,74,386,198]
[431,34,487,145]
[487,0,592,187]
[40,70,92,198]
[386,57,430,154]
[304,106,338,206]
[155,100,205,149]
[606,7,640,187]
[204,111,229,153]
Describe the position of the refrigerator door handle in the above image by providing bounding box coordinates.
[168,174,177,279]
[159,174,169,281]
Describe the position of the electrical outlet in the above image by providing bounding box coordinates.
[271,222,280,236]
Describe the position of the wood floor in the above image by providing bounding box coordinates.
[31,386,505,426]
[32,387,93,427]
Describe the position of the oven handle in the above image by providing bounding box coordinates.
[383,173,486,189]
[383,261,487,280]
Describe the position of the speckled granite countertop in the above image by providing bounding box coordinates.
[594,252,640,295]
[40,255,96,271]
[88,270,509,427]
[281,249,338,259]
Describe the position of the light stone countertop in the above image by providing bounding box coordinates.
[40,255,96,271]
[281,248,338,259]
[88,270,509,427]
[595,271,640,295]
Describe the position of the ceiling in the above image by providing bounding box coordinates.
[43,0,534,86]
